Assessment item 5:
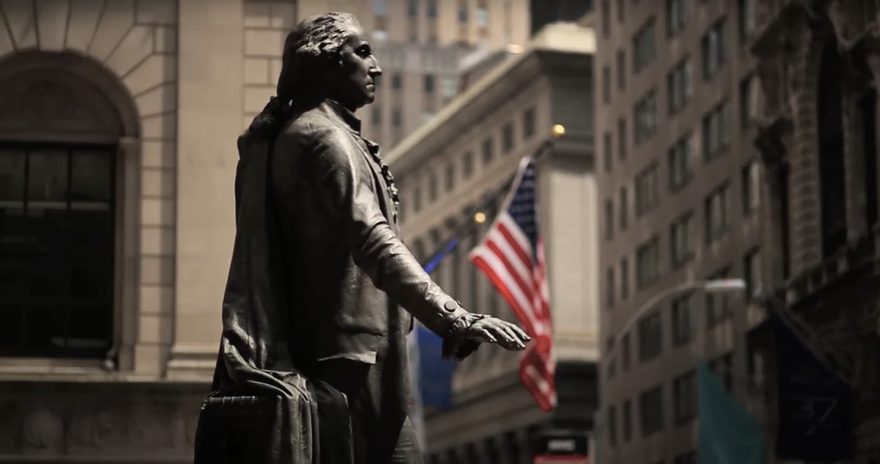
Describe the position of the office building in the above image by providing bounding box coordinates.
[595,0,763,462]
[387,22,597,463]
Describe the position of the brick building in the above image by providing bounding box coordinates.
[748,0,880,461]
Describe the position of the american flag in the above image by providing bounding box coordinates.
[469,156,555,411]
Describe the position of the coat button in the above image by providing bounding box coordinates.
[443,300,458,312]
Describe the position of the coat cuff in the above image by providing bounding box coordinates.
[441,312,488,360]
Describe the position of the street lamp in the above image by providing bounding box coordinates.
[605,278,747,359]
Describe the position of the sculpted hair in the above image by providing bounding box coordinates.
[276,12,361,102]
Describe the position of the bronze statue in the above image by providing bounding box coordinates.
[194,12,530,464]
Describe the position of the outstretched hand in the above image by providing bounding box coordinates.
[466,316,531,351]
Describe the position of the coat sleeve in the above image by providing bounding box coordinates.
[282,124,474,344]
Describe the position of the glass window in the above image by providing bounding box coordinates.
[622,332,631,370]
[428,171,438,202]
[666,0,687,36]
[601,0,611,37]
[457,0,468,23]
[701,19,726,79]
[667,59,692,114]
[0,146,115,358]
[445,163,455,192]
[616,49,626,90]
[636,235,661,288]
[620,257,629,299]
[424,74,435,93]
[606,266,616,307]
[744,248,762,298]
[502,123,515,153]
[742,159,761,215]
[603,132,613,172]
[413,185,422,212]
[392,72,403,89]
[638,312,662,362]
[617,118,628,160]
[616,0,625,22]
[635,162,660,216]
[408,0,419,17]
[634,89,658,144]
[671,294,693,346]
[670,213,692,267]
[737,0,754,43]
[441,76,458,100]
[476,1,488,28]
[668,133,693,190]
[462,152,474,178]
[426,0,437,18]
[481,137,494,165]
[740,74,756,129]
[705,183,729,244]
[392,107,402,128]
[374,0,387,15]
[371,105,382,126]
[619,186,629,230]
[605,199,614,240]
[633,18,656,73]
[640,385,664,437]
[523,107,536,140]
[702,100,729,161]
[673,370,697,424]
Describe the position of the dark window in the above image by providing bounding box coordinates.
[668,59,691,114]
[621,332,631,370]
[424,74,435,93]
[737,0,754,42]
[392,72,403,89]
[742,160,760,216]
[670,213,692,267]
[702,100,729,161]
[620,257,629,299]
[666,0,687,36]
[606,266,616,307]
[371,104,382,126]
[818,42,847,256]
[622,399,633,442]
[457,0,468,22]
[502,123,515,153]
[0,145,115,358]
[481,137,494,165]
[739,74,755,129]
[603,132,613,172]
[617,118,627,160]
[633,18,657,73]
[619,186,629,230]
[605,199,614,240]
[705,183,728,244]
[668,133,692,190]
[426,0,437,18]
[636,235,661,288]
[392,107,402,128]
[635,162,659,216]
[701,19,726,79]
[601,0,611,37]
[634,89,658,143]
[523,107,536,139]
[462,152,474,178]
[744,248,761,298]
[602,65,612,104]
[640,385,664,437]
[408,0,419,17]
[428,171,438,201]
[445,163,455,191]
[413,186,422,211]
[616,0,624,22]
[671,294,692,346]
[616,49,626,90]
[673,370,697,424]
[638,312,662,362]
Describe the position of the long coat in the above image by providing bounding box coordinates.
[195,99,474,463]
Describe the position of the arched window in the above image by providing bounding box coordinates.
[0,52,137,359]
[817,42,847,257]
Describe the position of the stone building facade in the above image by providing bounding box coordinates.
[748,0,880,461]
[385,22,597,463]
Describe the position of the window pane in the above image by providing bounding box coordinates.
[27,149,68,202]
[0,149,25,201]
[71,150,113,201]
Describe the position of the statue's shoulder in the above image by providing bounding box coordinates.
[278,106,345,147]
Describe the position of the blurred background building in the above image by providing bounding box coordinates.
[595,0,762,462]
[386,20,595,464]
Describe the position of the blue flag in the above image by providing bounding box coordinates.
[414,237,459,410]
[698,363,763,464]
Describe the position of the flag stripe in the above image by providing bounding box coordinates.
[470,157,555,412]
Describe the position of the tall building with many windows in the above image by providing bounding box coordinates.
[595,0,763,462]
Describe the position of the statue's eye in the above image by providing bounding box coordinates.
[356,45,371,58]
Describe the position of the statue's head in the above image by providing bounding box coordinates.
[277,12,382,111]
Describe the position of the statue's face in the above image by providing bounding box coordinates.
[332,25,382,110]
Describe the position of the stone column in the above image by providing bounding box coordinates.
[864,52,880,238]
[840,63,871,243]
[755,117,793,288]
[168,0,244,378]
